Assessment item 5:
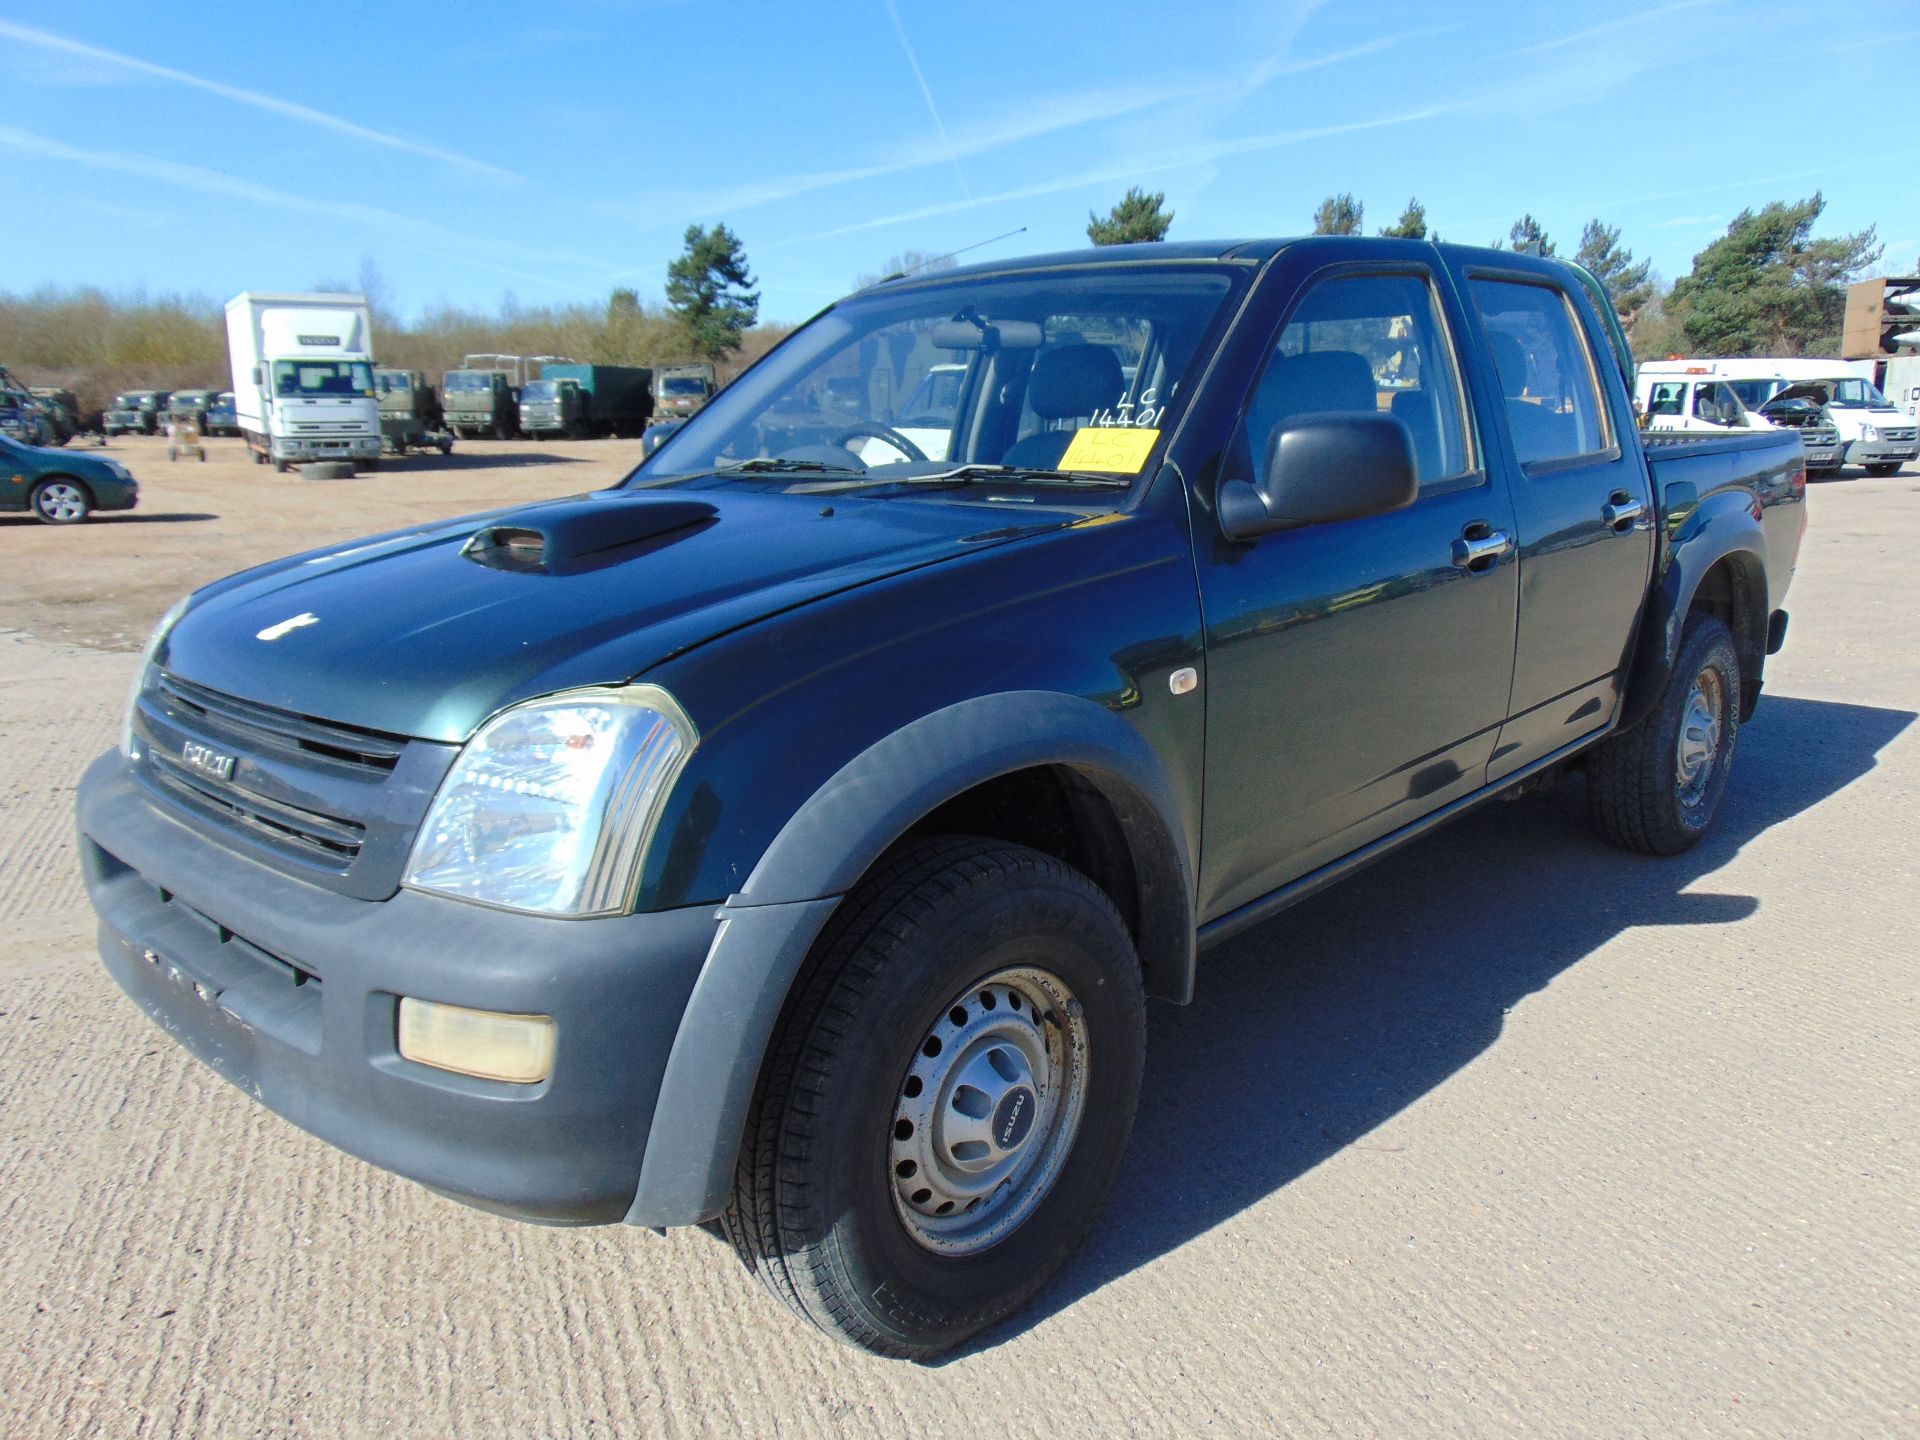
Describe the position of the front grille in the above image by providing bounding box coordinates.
[157,673,403,773]
[146,749,366,864]
[1881,427,1915,443]
[131,673,451,898]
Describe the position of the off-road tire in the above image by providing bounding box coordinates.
[1588,612,1740,855]
[723,836,1146,1359]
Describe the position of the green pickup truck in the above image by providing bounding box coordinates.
[79,238,1805,1357]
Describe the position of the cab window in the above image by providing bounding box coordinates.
[1471,278,1612,467]
[1647,381,1685,417]
[1239,271,1474,491]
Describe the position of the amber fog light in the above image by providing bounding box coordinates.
[397,999,555,1084]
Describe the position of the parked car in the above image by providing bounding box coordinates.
[105,390,171,436]
[1,432,138,523]
[78,238,1805,1358]
[204,392,239,437]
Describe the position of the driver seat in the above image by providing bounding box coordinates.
[1002,345,1123,469]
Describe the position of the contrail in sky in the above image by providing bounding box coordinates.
[0,20,520,182]
[880,0,972,200]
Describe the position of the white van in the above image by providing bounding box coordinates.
[1644,358,1915,474]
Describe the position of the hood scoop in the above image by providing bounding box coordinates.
[463,493,717,574]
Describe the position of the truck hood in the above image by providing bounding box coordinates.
[162,487,1069,741]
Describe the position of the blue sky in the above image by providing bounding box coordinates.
[6,0,1915,324]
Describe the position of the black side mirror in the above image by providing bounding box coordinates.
[1217,412,1419,541]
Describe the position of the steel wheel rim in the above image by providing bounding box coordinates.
[38,482,86,521]
[889,965,1089,1256]
[1676,666,1724,806]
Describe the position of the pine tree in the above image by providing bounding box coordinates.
[1087,188,1174,245]
[1378,198,1427,240]
[665,223,761,360]
[1574,220,1655,327]
[1312,193,1364,235]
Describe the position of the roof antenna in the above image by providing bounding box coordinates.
[885,227,1028,281]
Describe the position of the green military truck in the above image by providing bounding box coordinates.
[105,391,171,436]
[443,354,522,439]
[374,369,455,455]
[655,362,717,419]
[520,364,655,439]
[164,389,222,433]
[29,388,82,445]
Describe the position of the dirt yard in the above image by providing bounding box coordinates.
[0,432,643,651]
[1,449,1915,1436]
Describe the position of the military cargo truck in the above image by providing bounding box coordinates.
[104,390,171,436]
[444,354,522,439]
[375,369,454,455]
[520,364,654,439]
[655,362,717,418]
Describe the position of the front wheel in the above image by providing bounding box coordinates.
[1587,613,1740,854]
[30,478,93,524]
[724,837,1145,1358]
[1865,461,1903,476]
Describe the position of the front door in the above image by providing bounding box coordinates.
[1192,259,1521,923]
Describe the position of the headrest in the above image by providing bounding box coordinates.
[1028,345,1124,420]
[1264,350,1376,416]
[1488,332,1530,396]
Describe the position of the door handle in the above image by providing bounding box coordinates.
[1603,493,1645,531]
[1451,524,1513,573]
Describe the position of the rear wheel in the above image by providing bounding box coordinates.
[724,836,1145,1358]
[1588,613,1740,854]
[30,477,93,524]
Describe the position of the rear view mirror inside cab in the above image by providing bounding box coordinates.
[929,317,1045,352]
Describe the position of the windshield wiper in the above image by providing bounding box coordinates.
[715,457,863,474]
[902,464,1133,490]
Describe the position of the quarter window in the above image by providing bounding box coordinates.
[1241,272,1473,490]
[1470,279,1612,466]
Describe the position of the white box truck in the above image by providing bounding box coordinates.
[226,293,383,471]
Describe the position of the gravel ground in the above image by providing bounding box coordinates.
[0,453,1914,1437]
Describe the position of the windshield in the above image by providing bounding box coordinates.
[273,360,372,397]
[661,375,708,396]
[375,372,412,394]
[1827,377,1893,408]
[522,380,560,401]
[113,394,139,408]
[1724,379,1781,409]
[444,371,492,392]
[633,264,1242,496]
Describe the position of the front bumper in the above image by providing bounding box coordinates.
[1844,438,1917,465]
[78,751,720,1224]
[271,434,382,462]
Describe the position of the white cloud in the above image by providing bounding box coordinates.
[0,21,519,182]
[0,124,606,289]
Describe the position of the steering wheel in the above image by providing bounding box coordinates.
[831,421,928,464]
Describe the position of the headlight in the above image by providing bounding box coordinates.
[1861,424,1879,443]
[121,595,192,758]
[404,687,695,917]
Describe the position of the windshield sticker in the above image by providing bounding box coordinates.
[1059,426,1160,474]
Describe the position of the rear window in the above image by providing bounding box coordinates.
[1471,278,1612,467]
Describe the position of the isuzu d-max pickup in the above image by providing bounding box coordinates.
[78,238,1805,1357]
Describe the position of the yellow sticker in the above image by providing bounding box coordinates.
[1057,426,1160,474]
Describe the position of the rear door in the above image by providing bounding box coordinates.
[1461,269,1655,780]
[1189,251,1520,921]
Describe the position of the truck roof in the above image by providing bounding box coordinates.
[225,292,372,308]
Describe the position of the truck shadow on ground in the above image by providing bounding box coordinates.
[379,450,591,473]
[962,693,1915,1355]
